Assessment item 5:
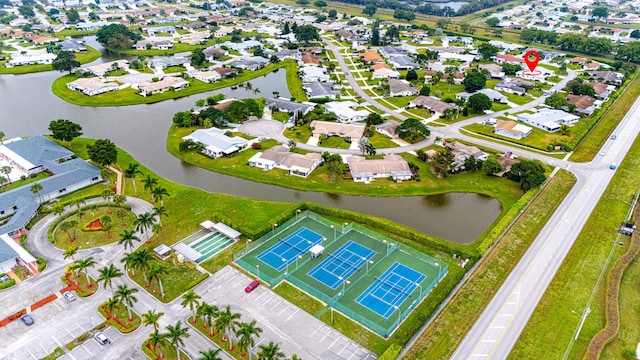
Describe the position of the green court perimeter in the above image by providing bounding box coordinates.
[234,211,447,338]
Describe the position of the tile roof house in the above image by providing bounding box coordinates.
[444,141,489,170]
[494,120,532,140]
[303,82,340,100]
[248,146,323,178]
[359,51,385,64]
[585,81,612,99]
[182,127,249,158]
[388,79,418,97]
[375,120,401,138]
[67,78,119,96]
[347,154,412,184]
[493,54,525,65]
[567,94,601,115]
[138,76,189,97]
[590,71,624,84]
[310,121,365,140]
[408,96,458,114]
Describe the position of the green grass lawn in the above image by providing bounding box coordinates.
[52,60,302,106]
[383,95,417,108]
[53,206,137,250]
[368,132,400,149]
[430,82,466,101]
[0,172,50,193]
[405,170,576,359]
[272,111,291,122]
[501,91,534,105]
[62,272,98,297]
[127,256,208,303]
[98,301,141,333]
[284,124,311,143]
[510,126,640,359]
[0,45,101,74]
[142,339,190,360]
[318,136,350,149]
[163,66,186,74]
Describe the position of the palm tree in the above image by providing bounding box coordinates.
[97,264,123,295]
[113,194,126,208]
[235,320,263,359]
[116,209,128,226]
[77,209,86,224]
[30,182,43,203]
[51,203,65,217]
[199,303,219,337]
[198,349,222,360]
[102,189,113,212]
[445,66,456,92]
[123,163,142,195]
[147,263,168,296]
[1,165,12,185]
[150,186,170,206]
[215,305,241,350]
[121,252,138,276]
[257,342,285,360]
[118,230,140,252]
[73,257,96,285]
[181,290,202,323]
[148,330,166,358]
[142,309,164,331]
[63,246,78,261]
[68,220,79,241]
[58,221,71,243]
[142,175,158,193]
[101,215,112,238]
[103,297,119,319]
[166,321,190,360]
[114,284,138,321]
[152,206,168,227]
[132,248,153,281]
[134,212,156,241]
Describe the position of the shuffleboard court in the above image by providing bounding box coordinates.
[308,240,376,289]
[356,262,426,318]
[257,227,324,271]
[191,232,234,264]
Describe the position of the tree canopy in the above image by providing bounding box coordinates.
[544,92,568,109]
[52,50,80,74]
[87,139,118,167]
[96,24,141,49]
[506,160,546,190]
[396,118,430,142]
[49,119,82,142]
[478,42,499,59]
[293,24,320,43]
[463,70,487,92]
[468,93,492,113]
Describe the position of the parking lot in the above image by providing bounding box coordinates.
[196,266,377,360]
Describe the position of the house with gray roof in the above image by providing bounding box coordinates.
[58,39,87,52]
[302,82,340,100]
[182,127,250,158]
[347,154,412,184]
[389,56,419,71]
[232,56,269,71]
[379,46,408,58]
[248,146,323,178]
[266,98,315,115]
[457,89,507,103]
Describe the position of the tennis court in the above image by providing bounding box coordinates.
[191,232,235,264]
[257,227,325,271]
[308,240,376,290]
[355,262,426,318]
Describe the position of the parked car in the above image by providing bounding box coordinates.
[20,314,34,326]
[611,134,617,140]
[63,291,77,302]
[94,332,111,345]
[599,151,606,156]
[244,280,260,293]
[610,162,618,170]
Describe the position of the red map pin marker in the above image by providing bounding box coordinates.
[524,50,540,72]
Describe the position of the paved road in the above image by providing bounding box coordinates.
[451,89,640,359]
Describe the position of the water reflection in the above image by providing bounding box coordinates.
[423,194,449,208]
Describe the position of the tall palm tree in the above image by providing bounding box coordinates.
[101,215,112,238]
[214,305,241,350]
[113,194,126,208]
[63,246,78,261]
[68,220,79,241]
[0,165,11,185]
[148,330,166,358]
[142,175,158,193]
[114,284,138,321]
[257,342,286,360]
[181,290,202,323]
[102,189,113,212]
[116,208,128,226]
[198,349,222,360]
[77,209,86,224]
[121,252,138,276]
[147,263,168,296]
[199,303,219,337]
[123,163,142,195]
[118,230,140,252]
[73,257,96,285]
[142,309,164,331]
[132,248,153,281]
[152,206,168,227]
[445,66,456,92]
[97,264,123,295]
[134,212,156,241]
[166,321,190,360]
[150,186,170,206]
[51,203,65,217]
[235,320,263,359]
[30,182,43,203]
[103,297,119,319]
[58,222,71,243]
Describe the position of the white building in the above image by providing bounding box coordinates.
[248,146,323,178]
[494,120,532,140]
[516,108,579,132]
[324,102,369,123]
[182,127,250,158]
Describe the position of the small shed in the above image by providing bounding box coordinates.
[310,244,325,258]
[212,222,241,240]
[172,243,203,263]
[154,244,173,259]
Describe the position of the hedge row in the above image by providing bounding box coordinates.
[0,277,16,290]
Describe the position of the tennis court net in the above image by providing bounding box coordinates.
[327,252,364,273]
[373,276,416,298]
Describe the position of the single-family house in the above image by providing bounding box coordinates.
[375,120,400,138]
[388,79,418,97]
[212,67,238,79]
[300,66,331,82]
[495,81,527,95]
[441,71,464,85]
[303,82,340,100]
[203,46,228,62]
[371,64,400,79]
[359,51,385,64]
[324,102,369,123]
[347,154,412,184]
[248,146,322,178]
[58,39,87,52]
[182,127,249,158]
[585,81,613,99]
[494,120,532,140]
[67,78,119,96]
[516,108,579,132]
[310,121,365,140]
[378,46,408,58]
[590,71,624,85]
[301,52,322,66]
[81,60,129,77]
[388,55,419,71]
[7,52,57,66]
[134,39,174,50]
[407,96,458,115]
[266,98,315,116]
[457,89,507,103]
[478,64,505,79]
[142,26,177,36]
[567,94,601,115]
[445,141,488,170]
[190,70,221,83]
[138,76,189,97]
[493,54,525,65]
[232,56,269,71]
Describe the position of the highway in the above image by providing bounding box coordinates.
[323,38,640,359]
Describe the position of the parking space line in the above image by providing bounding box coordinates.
[27,349,38,360]
[82,343,94,356]
[52,301,63,311]
[269,300,283,310]
[284,308,298,321]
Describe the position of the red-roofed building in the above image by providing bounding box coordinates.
[493,54,525,65]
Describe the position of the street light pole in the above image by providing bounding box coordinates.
[296,209,301,221]
[416,282,422,298]
[435,262,441,280]
[296,255,302,270]
[330,225,335,240]
[342,279,350,293]
[256,265,260,280]
[272,223,278,236]
[342,222,348,234]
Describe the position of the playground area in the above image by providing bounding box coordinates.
[234,211,447,337]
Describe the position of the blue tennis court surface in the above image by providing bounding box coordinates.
[308,240,376,289]
[257,227,324,271]
[356,262,426,319]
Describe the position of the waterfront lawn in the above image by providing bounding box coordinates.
[127,256,208,303]
[405,170,577,359]
[510,129,640,359]
[0,45,101,74]
[53,60,302,106]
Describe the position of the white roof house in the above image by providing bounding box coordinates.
[7,52,56,66]
[457,89,508,103]
[67,78,119,96]
[494,120,532,140]
[346,154,412,184]
[301,66,330,82]
[324,101,369,123]
[182,127,249,158]
[516,108,579,132]
[248,146,323,178]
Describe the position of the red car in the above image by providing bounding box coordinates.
[245,280,260,293]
